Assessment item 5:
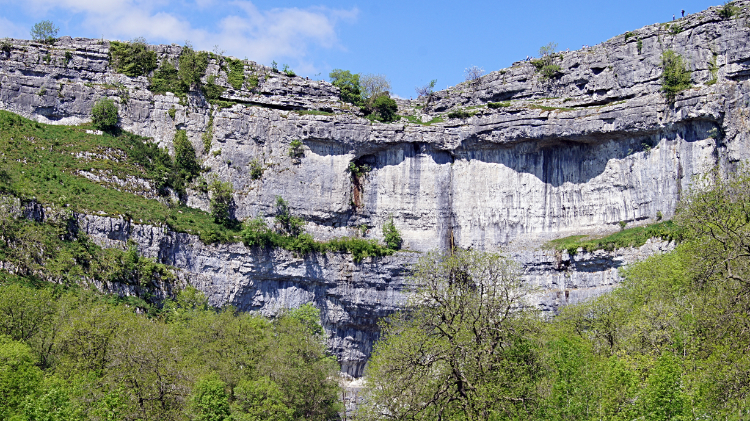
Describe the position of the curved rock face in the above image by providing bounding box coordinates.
[2,2,750,375]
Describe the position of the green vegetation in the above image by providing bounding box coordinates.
[168,106,176,120]
[382,216,402,250]
[295,109,334,116]
[488,101,511,108]
[173,130,201,187]
[368,95,398,122]
[202,111,214,153]
[30,20,58,43]
[202,75,226,101]
[0,208,175,296]
[402,114,444,125]
[209,178,234,226]
[247,73,259,89]
[528,103,576,112]
[226,58,245,90]
[361,249,537,420]
[148,44,209,98]
[347,161,371,179]
[288,139,304,159]
[361,164,750,419]
[545,220,679,255]
[718,1,740,19]
[637,38,643,54]
[447,109,474,119]
[91,98,118,131]
[282,64,296,77]
[241,197,398,262]
[707,53,719,86]
[249,159,264,180]
[1,39,11,55]
[532,42,562,80]
[661,49,692,100]
[109,39,157,78]
[329,69,363,107]
[0,110,240,243]
[624,31,636,40]
[0,278,342,421]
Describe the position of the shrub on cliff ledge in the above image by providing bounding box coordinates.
[110,38,157,77]
[91,98,118,131]
[329,69,363,107]
[661,49,692,100]
[30,20,58,44]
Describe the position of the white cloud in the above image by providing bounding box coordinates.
[2,0,357,70]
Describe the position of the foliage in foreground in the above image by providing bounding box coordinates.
[361,250,540,420]
[361,164,750,420]
[0,281,342,421]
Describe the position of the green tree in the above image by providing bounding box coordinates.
[661,50,692,100]
[640,353,687,420]
[329,69,363,107]
[209,179,234,225]
[30,20,58,43]
[258,314,342,420]
[178,44,209,91]
[190,375,230,421]
[274,197,304,236]
[0,336,43,419]
[369,94,398,123]
[361,249,541,420]
[109,38,157,77]
[91,98,119,131]
[173,130,201,181]
[381,215,402,250]
[532,42,562,80]
[231,378,293,421]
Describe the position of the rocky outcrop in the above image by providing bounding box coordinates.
[2,2,750,375]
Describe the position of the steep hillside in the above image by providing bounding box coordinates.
[1,1,750,376]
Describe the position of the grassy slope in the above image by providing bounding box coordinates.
[0,110,239,242]
[545,220,680,255]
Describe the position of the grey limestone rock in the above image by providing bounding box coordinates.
[2,2,750,375]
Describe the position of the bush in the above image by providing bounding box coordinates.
[718,1,739,19]
[447,110,474,119]
[209,179,234,225]
[382,216,402,250]
[532,42,562,80]
[202,75,225,100]
[226,58,245,90]
[488,101,511,109]
[288,139,304,159]
[370,95,398,123]
[274,197,304,237]
[415,79,437,99]
[149,60,182,95]
[249,159,264,180]
[661,50,692,100]
[30,20,58,43]
[178,44,209,91]
[173,130,201,182]
[329,69,363,107]
[109,39,157,78]
[91,98,118,131]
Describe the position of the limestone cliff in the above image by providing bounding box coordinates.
[1,1,750,376]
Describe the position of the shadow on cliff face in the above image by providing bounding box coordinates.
[306,120,720,188]
[452,119,720,187]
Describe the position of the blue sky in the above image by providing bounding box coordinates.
[0,0,721,97]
